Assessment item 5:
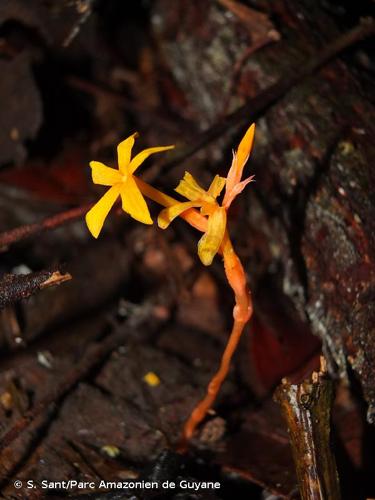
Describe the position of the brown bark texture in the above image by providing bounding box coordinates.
[275,358,341,500]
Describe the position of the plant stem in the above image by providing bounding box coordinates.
[137,180,253,445]
[181,233,252,444]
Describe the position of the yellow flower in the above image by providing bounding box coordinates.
[158,172,227,266]
[85,133,174,238]
[157,123,256,266]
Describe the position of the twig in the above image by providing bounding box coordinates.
[0,270,72,309]
[39,271,72,289]
[0,204,92,251]
[274,357,341,500]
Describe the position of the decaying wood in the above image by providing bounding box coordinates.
[275,358,341,500]
[0,240,132,350]
[0,270,71,309]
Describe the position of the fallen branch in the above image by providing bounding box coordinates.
[274,357,341,500]
[0,270,72,309]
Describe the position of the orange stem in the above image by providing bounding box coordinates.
[181,233,252,444]
[182,319,247,443]
[136,178,253,445]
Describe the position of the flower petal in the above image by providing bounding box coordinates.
[129,145,174,174]
[120,175,153,225]
[223,175,255,209]
[207,175,226,199]
[224,123,255,205]
[85,184,121,238]
[117,133,138,174]
[90,161,122,186]
[198,207,227,266]
[175,172,212,202]
[158,201,201,229]
[236,123,255,176]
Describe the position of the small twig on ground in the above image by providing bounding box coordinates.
[0,270,72,310]
[274,357,341,500]
[38,271,72,289]
[0,204,92,251]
